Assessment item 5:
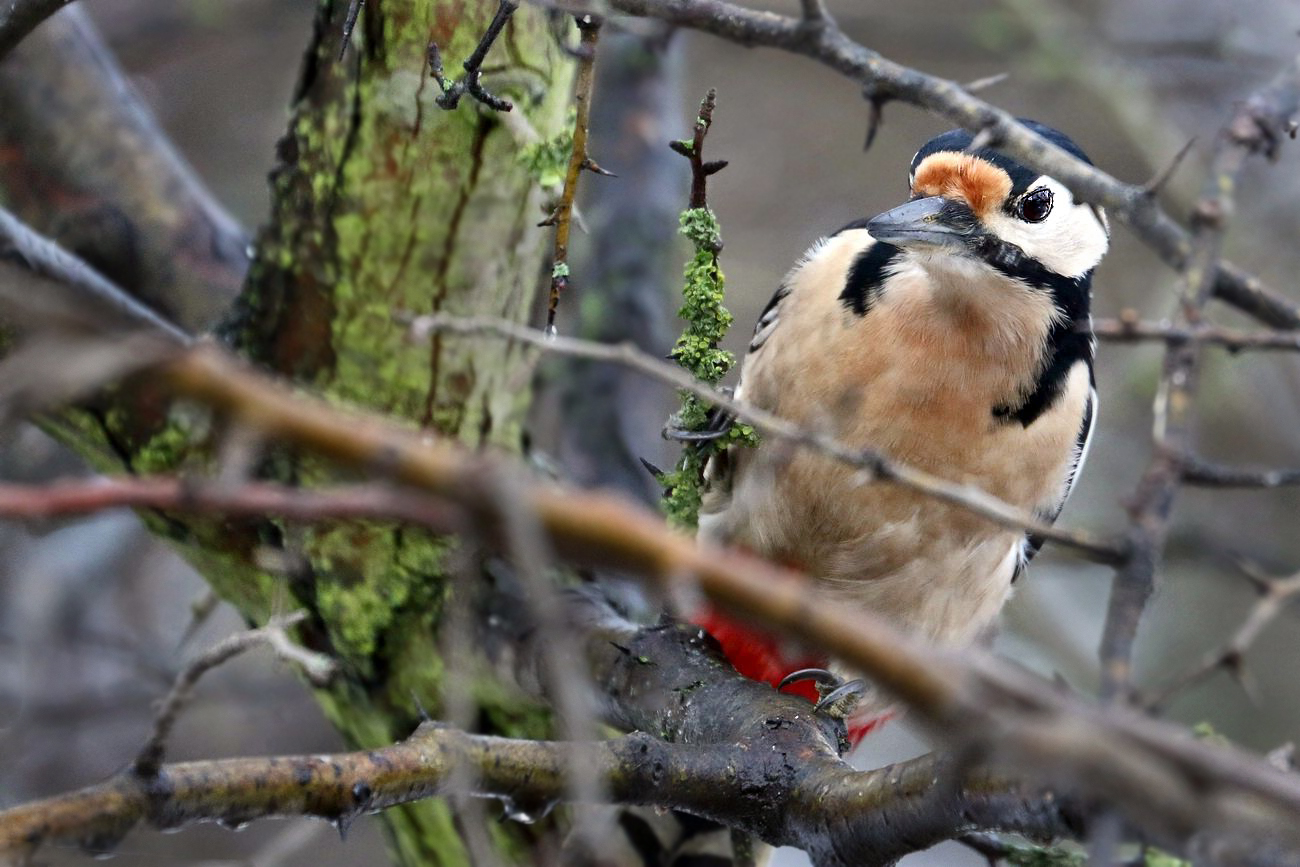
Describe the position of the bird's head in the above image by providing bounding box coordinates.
[866,120,1109,283]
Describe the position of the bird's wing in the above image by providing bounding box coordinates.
[696,281,791,505]
[1018,384,1097,573]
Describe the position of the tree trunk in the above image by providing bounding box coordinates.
[16,1,575,863]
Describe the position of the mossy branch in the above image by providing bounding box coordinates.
[658,89,756,529]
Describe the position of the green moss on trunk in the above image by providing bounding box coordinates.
[31,2,576,864]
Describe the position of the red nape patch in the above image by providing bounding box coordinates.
[690,604,894,747]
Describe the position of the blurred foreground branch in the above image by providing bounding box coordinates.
[0,340,1296,863]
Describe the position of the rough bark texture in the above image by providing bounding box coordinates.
[4,2,574,864]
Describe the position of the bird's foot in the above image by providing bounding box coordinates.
[777,668,868,720]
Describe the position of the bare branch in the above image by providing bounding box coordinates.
[338,0,364,59]
[599,0,1300,329]
[1097,56,1300,701]
[0,206,186,342]
[1145,568,1300,712]
[669,87,727,212]
[544,14,603,333]
[1181,457,1300,489]
[0,7,248,330]
[133,612,337,777]
[410,312,1127,562]
[128,343,1300,861]
[430,0,523,112]
[1094,316,1300,353]
[0,719,1075,866]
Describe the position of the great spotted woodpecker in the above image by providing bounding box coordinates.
[692,120,1107,743]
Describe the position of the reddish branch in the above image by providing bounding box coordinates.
[544,15,604,333]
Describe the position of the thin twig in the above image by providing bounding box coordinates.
[544,14,603,334]
[1093,316,1300,352]
[1142,137,1198,198]
[409,312,1127,562]
[669,88,727,212]
[798,0,831,25]
[1145,568,1300,712]
[1180,457,1300,489]
[133,613,337,778]
[430,0,521,112]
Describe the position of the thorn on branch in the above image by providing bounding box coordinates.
[544,14,604,334]
[967,123,1000,154]
[963,72,1010,94]
[1141,137,1198,198]
[581,157,617,177]
[671,88,725,211]
[862,82,895,152]
[429,0,520,112]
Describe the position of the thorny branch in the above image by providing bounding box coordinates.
[669,87,727,212]
[544,14,604,333]
[429,0,522,112]
[1097,57,1300,701]
[598,0,1300,330]
[133,613,338,778]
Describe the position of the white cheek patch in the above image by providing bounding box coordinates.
[983,177,1109,279]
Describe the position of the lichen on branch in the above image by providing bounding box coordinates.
[658,90,756,529]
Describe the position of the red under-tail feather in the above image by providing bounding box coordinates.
[691,604,891,746]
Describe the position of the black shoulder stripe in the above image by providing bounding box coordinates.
[992,264,1093,427]
[839,242,901,316]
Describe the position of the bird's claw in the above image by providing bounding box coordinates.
[778,669,867,721]
[813,679,867,720]
[777,667,839,690]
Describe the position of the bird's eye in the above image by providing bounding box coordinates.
[1017,188,1053,223]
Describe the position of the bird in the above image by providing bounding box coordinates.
[689,119,1108,743]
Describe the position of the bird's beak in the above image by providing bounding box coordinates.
[865,196,977,250]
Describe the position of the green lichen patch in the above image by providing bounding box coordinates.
[659,206,758,529]
[309,521,452,672]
